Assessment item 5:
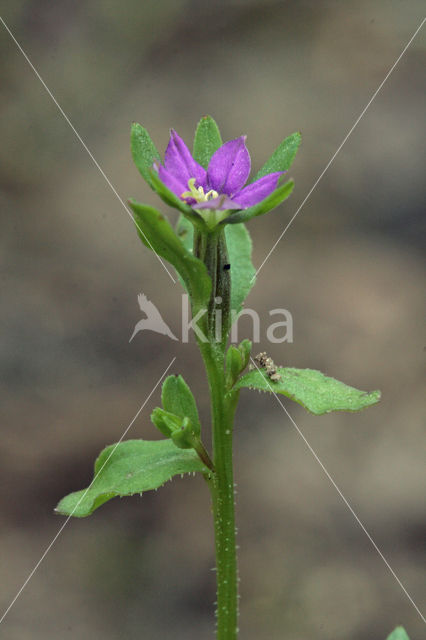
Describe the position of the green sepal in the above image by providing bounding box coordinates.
[150,407,182,438]
[225,179,294,224]
[252,131,301,182]
[55,439,208,518]
[128,201,211,318]
[131,123,161,189]
[386,627,410,640]
[226,345,244,389]
[235,367,381,415]
[193,115,223,169]
[161,374,201,437]
[176,215,255,316]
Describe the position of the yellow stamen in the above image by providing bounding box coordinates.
[181,177,218,203]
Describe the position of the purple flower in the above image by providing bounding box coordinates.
[155,130,284,214]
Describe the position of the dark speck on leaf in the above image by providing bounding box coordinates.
[224,264,231,270]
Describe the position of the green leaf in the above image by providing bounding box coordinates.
[175,215,255,315]
[176,214,193,252]
[171,417,199,450]
[161,374,201,436]
[226,180,294,224]
[238,339,252,370]
[235,367,381,415]
[253,131,301,182]
[55,439,208,518]
[226,345,243,388]
[131,123,161,189]
[129,201,211,316]
[225,223,256,314]
[386,627,410,640]
[151,407,182,438]
[193,115,223,169]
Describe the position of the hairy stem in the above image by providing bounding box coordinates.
[201,343,239,639]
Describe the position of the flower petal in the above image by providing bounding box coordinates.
[157,165,188,199]
[232,172,285,208]
[193,195,241,211]
[207,136,250,196]
[164,129,206,187]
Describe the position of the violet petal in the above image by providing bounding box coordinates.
[157,165,188,199]
[164,129,206,188]
[193,195,241,211]
[207,136,251,196]
[232,172,285,208]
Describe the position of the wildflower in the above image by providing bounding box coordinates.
[155,130,284,214]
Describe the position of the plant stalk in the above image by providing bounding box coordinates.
[195,225,239,637]
[201,343,239,639]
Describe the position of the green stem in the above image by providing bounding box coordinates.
[194,227,231,346]
[194,225,238,637]
[201,343,239,639]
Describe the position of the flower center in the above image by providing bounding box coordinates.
[181,178,218,204]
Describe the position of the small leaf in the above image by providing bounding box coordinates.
[193,115,223,169]
[226,180,294,224]
[386,627,410,640]
[129,201,211,317]
[151,407,182,438]
[226,345,243,388]
[55,439,208,518]
[235,367,381,415]
[253,131,301,182]
[162,374,201,436]
[131,123,161,189]
[176,215,255,315]
[238,339,252,370]
[171,417,199,450]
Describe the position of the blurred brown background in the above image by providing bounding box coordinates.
[1,1,425,639]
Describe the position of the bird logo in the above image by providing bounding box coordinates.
[129,293,178,342]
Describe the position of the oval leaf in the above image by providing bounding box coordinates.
[55,439,208,518]
[235,367,381,415]
[162,374,201,435]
